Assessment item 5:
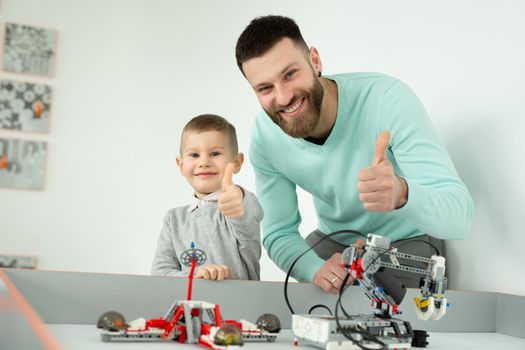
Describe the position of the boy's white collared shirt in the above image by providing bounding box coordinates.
[189,190,222,212]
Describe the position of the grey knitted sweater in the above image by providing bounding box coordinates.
[151,189,263,280]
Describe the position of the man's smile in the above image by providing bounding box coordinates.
[280,97,305,118]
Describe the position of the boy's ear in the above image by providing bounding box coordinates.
[233,152,244,174]
[176,156,183,172]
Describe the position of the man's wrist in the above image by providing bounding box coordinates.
[395,177,408,209]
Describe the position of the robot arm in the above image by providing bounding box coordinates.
[342,234,448,320]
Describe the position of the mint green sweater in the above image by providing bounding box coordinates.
[249,73,473,282]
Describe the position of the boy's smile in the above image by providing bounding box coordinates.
[195,171,218,177]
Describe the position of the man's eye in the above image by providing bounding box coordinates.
[258,86,272,93]
[285,70,296,79]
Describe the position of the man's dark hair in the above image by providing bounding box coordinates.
[235,15,309,75]
[180,114,238,154]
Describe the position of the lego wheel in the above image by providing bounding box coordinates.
[412,329,429,347]
[256,313,281,333]
[97,311,128,331]
[180,248,207,267]
[214,324,244,346]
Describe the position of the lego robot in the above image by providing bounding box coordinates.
[292,234,448,349]
[97,244,280,349]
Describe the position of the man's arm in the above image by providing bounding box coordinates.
[250,123,324,282]
[375,80,473,239]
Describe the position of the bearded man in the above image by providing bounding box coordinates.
[235,15,473,294]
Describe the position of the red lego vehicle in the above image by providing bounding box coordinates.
[97,245,280,349]
[98,301,280,348]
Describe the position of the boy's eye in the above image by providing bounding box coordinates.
[210,151,221,157]
[188,153,199,158]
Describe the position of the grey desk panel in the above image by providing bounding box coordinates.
[5,269,499,333]
[497,293,525,338]
[48,325,525,350]
[0,274,49,350]
[5,269,293,327]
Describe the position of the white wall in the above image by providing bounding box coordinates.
[1,0,524,296]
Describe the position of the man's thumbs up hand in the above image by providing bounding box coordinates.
[372,131,391,166]
[219,163,245,218]
[357,131,408,211]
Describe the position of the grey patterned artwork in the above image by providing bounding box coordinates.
[2,22,57,76]
[0,80,52,132]
[0,255,38,269]
[0,138,46,190]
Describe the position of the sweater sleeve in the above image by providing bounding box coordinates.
[226,189,263,280]
[381,80,473,239]
[249,119,325,282]
[151,211,187,277]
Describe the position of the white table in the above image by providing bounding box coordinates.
[47,324,525,350]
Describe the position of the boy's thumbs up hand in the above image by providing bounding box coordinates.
[222,162,235,191]
[219,162,245,218]
[357,131,408,211]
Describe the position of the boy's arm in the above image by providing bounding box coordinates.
[225,189,263,280]
[151,212,187,277]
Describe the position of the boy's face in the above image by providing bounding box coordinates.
[176,130,243,199]
[242,37,324,138]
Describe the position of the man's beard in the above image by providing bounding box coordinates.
[265,74,324,138]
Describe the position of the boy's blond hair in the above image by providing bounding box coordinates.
[180,114,238,154]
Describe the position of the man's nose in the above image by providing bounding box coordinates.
[275,85,293,107]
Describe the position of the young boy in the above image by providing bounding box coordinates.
[151,114,263,280]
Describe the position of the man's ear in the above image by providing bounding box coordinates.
[233,152,244,174]
[176,156,184,173]
[309,47,322,76]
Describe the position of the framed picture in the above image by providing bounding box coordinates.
[2,22,57,77]
[0,138,47,190]
[0,80,52,132]
[0,254,38,269]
